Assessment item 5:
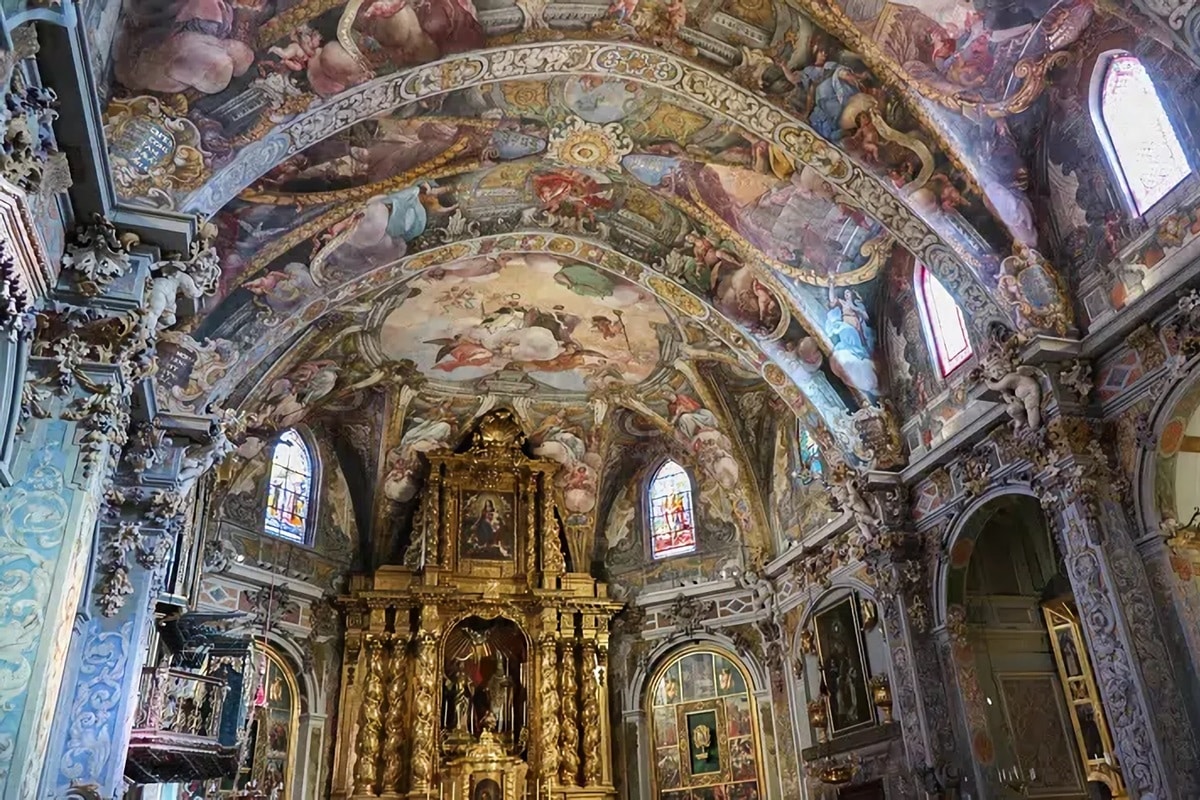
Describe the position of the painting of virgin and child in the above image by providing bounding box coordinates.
[459,491,515,561]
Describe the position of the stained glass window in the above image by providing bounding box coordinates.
[797,426,823,485]
[649,648,761,799]
[915,263,972,377]
[263,430,314,543]
[1099,54,1191,215]
[649,460,696,559]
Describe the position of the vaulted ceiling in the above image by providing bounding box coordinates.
[103,0,1200,559]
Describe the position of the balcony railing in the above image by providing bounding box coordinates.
[136,666,228,737]
[126,666,240,783]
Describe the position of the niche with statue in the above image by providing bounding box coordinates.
[441,617,529,753]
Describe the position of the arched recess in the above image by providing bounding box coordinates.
[792,582,898,792]
[938,490,1116,799]
[642,643,767,800]
[1133,350,1200,717]
[205,233,870,465]
[223,643,303,798]
[182,42,1012,335]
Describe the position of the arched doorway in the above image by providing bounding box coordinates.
[944,493,1124,799]
[646,646,763,800]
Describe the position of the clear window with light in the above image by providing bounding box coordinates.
[915,263,972,378]
[263,429,315,543]
[1097,53,1192,216]
[648,460,697,559]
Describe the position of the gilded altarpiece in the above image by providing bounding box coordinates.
[333,410,620,800]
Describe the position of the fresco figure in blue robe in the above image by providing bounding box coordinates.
[327,181,457,270]
[792,43,867,142]
[825,281,879,398]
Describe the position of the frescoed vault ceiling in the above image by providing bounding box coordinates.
[103,0,1200,503]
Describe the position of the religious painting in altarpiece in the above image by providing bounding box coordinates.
[649,646,763,800]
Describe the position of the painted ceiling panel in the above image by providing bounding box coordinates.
[103,0,1200,484]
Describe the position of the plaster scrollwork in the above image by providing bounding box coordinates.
[0,244,34,342]
[95,522,142,617]
[60,380,131,481]
[660,594,715,636]
[1169,289,1200,356]
[849,402,904,470]
[1,67,65,195]
[1140,0,1199,33]
[61,218,141,298]
[955,443,993,499]
[202,534,242,574]
[123,419,167,477]
[1059,359,1094,402]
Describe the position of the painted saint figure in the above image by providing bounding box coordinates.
[825,279,879,398]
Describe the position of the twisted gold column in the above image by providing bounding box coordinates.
[354,635,386,797]
[538,633,560,786]
[409,632,438,792]
[380,634,409,795]
[581,641,602,786]
[558,639,580,786]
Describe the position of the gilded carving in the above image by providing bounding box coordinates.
[539,636,560,782]
[409,632,438,790]
[581,641,602,786]
[380,635,409,793]
[558,639,580,786]
[354,635,385,793]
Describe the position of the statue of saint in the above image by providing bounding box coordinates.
[453,670,474,734]
[485,653,515,733]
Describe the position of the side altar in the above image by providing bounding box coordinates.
[332,410,621,800]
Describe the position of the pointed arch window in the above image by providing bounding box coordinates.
[649,459,696,559]
[1095,53,1192,215]
[263,429,315,543]
[915,263,972,378]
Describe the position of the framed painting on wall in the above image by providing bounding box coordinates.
[813,595,875,736]
[459,490,515,561]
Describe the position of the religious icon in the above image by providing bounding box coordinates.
[459,491,515,561]
[729,737,755,781]
[813,595,875,736]
[472,778,502,800]
[685,710,721,775]
[715,656,745,696]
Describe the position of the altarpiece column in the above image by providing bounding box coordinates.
[335,410,620,800]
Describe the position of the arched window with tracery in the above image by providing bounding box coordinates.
[648,459,696,559]
[263,429,316,543]
[647,647,762,799]
[1095,52,1192,216]
[914,263,972,378]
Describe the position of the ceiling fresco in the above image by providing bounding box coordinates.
[374,254,671,392]
[102,0,1033,325]
[102,0,1200,495]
